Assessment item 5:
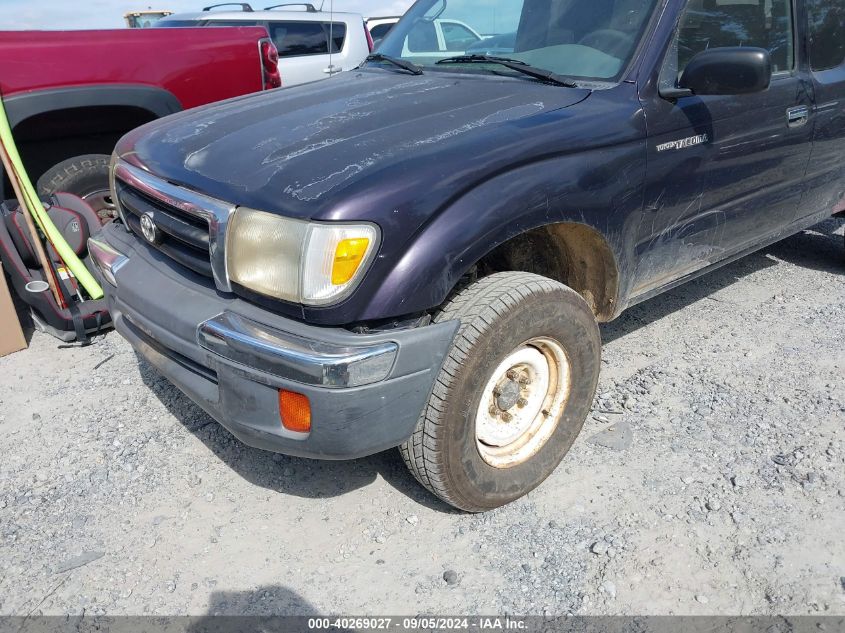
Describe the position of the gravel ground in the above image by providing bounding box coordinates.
[1,218,843,618]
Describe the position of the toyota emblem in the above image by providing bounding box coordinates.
[139,212,161,245]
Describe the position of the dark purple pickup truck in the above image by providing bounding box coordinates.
[89,0,844,511]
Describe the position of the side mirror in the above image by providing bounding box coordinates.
[662,47,772,99]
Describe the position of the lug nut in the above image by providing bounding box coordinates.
[519,376,530,385]
[502,412,512,422]
[506,369,518,380]
[517,397,528,407]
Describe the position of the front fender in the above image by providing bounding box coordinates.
[360,140,647,322]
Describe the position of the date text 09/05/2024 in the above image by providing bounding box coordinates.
[307,617,527,630]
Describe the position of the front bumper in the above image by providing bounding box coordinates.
[89,223,458,459]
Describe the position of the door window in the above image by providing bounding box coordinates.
[660,0,794,89]
[806,0,844,71]
[270,21,329,56]
[441,22,480,51]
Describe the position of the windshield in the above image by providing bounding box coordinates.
[375,0,658,82]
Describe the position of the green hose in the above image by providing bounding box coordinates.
[0,94,103,300]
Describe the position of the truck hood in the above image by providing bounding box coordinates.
[118,70,590,221]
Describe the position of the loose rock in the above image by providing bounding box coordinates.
[1,218,842,617]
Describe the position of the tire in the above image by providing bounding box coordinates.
[36,154,114,223]
[399,271,601,512]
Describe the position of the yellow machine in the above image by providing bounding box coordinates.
[124,10,173,28]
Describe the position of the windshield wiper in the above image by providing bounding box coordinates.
[435,54,577,87]
[365,53,424,75]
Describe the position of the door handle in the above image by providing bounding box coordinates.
[786,105,809,128]
[323,65,342,75]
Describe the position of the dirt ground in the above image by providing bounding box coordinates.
[0,218,843,617]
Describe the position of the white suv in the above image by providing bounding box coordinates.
[159,3,372,87]
[366,16,483,55]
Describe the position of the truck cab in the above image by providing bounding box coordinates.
[91,0,845,511]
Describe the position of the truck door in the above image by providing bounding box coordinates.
[798,0,845,221]
[633,0,814,296]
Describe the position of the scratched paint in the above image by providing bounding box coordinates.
[285,160,376,202]
[409,103,545,147]
[108,0,844,333]
[123,71,588,213]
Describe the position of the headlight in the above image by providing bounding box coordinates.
[226,207,379,306]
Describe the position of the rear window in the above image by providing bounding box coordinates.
[269,21,347,56]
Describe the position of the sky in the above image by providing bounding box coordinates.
[0,0,413,30]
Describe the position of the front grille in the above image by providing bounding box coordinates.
[117,180,214,278]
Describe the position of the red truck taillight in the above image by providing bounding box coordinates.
[364,20,374,52]
[260,38,282,89]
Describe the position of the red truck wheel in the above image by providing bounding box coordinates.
[399,271,601,512]
[37,154,114,223]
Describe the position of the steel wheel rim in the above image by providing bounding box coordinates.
[474,337,571,468]
[81,188,117,223]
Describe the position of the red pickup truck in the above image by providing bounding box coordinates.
[0,27,280,218]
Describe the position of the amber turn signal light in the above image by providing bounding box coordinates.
[331,237,370,285]
[278,389,311,433]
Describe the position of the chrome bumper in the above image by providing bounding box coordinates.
[196,311,397,388]
[89,236,398,388]
[87,236,128,287]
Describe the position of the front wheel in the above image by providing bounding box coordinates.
[36,154,114,223]
[399,272,601,512]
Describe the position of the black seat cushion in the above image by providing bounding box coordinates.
[2,194,99,266]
